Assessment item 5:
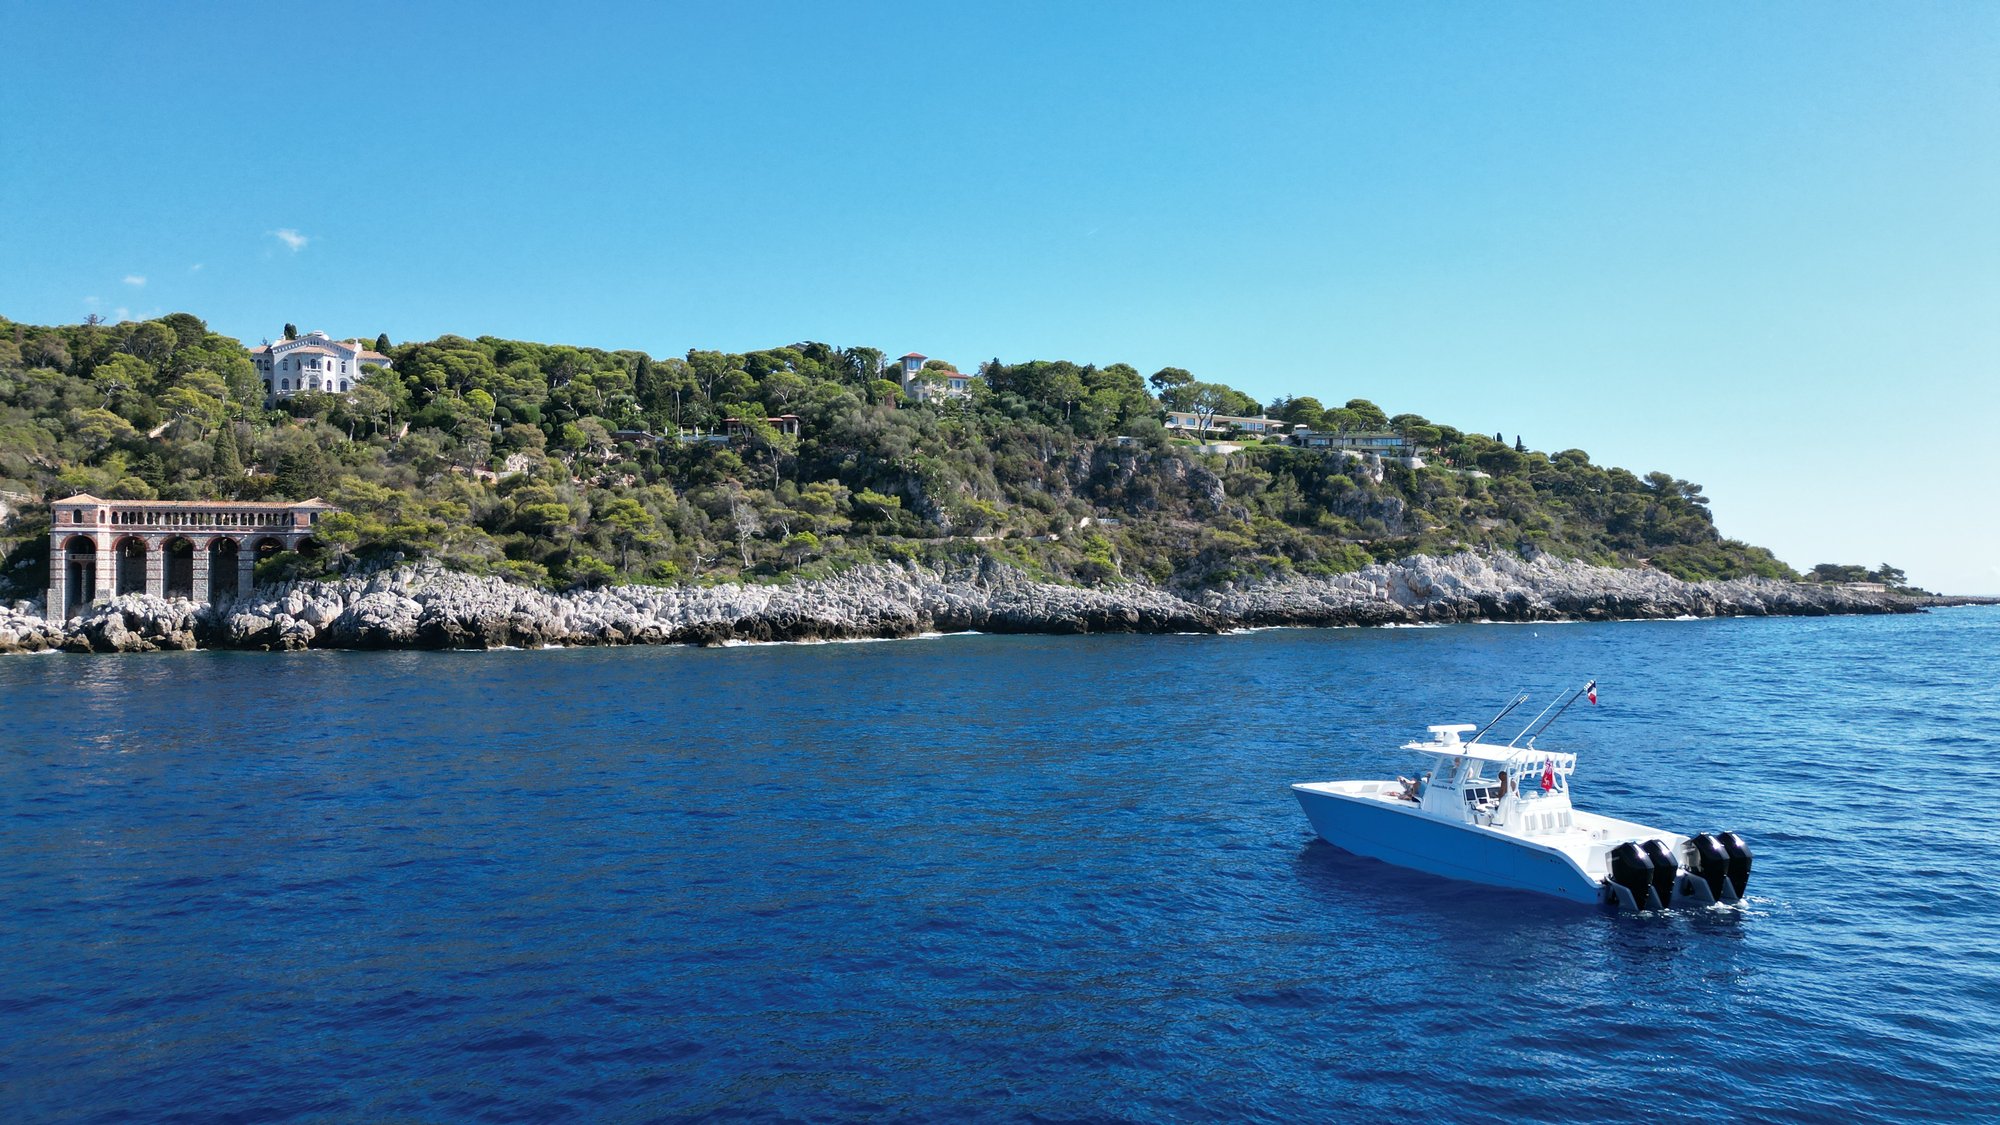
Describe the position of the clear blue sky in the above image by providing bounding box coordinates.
[4,2,1995,591]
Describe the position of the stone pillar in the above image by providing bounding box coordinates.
[145,535,165,599]
[93,533,115,603]
[238,546,257,599]
[191,537,211,604]
[45,537,66,622]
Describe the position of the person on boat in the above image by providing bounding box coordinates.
[1398,775,1423,801]
[1485,770,1511,826]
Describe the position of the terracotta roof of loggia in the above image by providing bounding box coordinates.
[899,352,927,360]
[52,494,336,509]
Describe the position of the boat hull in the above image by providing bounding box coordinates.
[1292,784,1604,905]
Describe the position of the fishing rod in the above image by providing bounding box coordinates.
[1507,691,1566,747]
[1472,694,1530,744]
[1521,678,1597,749]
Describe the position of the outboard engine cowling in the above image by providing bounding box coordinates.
[1607,842,1655,911]
[1717,832,1753,898]
[1641,839,1679,909]
[1683,833,1732,902]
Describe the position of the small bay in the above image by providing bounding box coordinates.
[4,609,1997,1122]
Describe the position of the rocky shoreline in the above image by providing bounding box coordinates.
[0,552,1920,655]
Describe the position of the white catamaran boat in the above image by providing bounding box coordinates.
[1291,683,1752,910]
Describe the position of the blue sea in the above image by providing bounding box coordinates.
[4,609,1998,1123]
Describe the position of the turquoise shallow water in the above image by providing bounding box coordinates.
[3,608,1998,1122]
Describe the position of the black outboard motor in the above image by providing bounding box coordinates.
[1683,833,1732,902]
[1641,839,1679,909]
[1717,832,1753,899]
[1607,841,1655,910]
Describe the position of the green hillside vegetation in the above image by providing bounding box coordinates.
[0,312,1794,599]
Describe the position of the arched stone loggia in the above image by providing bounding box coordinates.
[41,494,339,621]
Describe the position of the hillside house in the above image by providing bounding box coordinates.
[251,331,392,400]
[1287,428,1426,468]
[723,415,801,439]
[896,353,974,403]
[1163,410,1279,437]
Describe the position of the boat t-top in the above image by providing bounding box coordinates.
[1291,682,1752,910]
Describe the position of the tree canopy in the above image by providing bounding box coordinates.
[0,311,1800,598]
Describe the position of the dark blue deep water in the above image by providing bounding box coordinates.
[5,609,1999,1123]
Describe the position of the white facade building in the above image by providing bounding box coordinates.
[251,331,393,400]
[1286,428,1427,469]
[896,352,973,403]
[1163,410,1279,436]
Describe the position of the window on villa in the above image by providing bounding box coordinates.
[281,379,290,390]
[339,381,349,391]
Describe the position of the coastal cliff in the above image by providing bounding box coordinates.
[0,553,1910,655]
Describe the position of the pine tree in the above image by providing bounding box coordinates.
[212,427,243,478]
[283,323,298,340]
[1514,435,1526,452]
[274,444,330,499]
[374,332,390,353]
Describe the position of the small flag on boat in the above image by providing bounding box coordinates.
[1586,682,1597,705]
[1541,759,1555,791]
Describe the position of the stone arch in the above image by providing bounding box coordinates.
[251,536,287,586]
[113,536,148,596]
[163,536,195,599]
[209,538,240,603]
[62,536,97,618]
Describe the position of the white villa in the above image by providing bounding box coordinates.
[896,352,974,403]
[1287,428,1426,468]
[1163,410,1279,436]
[251,331,393,400]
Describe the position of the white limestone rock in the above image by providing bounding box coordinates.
[0,551,1914,655]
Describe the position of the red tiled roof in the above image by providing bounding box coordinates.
[53,494,334,509]
[899,352,926,360]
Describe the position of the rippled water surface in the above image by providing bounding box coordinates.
[5,609,1999,1122]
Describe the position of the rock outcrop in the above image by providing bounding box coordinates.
[0,553,1912,655]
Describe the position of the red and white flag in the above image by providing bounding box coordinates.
[1586,682,1598,705]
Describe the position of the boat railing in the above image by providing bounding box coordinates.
[1499,748,1575,782]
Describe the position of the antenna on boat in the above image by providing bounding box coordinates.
[1519,679,1597,746]
[1472,694,1530,744]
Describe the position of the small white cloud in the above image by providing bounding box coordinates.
[189,263,203,273]
[272,228,309,251]
[123,274,146,287]
[113,307,130,321]
[83,295,101,308]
